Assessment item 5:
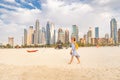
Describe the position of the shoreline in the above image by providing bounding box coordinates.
[0,45,120,49]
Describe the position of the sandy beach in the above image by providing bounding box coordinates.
[0,47,120,80]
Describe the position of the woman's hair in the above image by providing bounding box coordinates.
[73,37,76,41]
[71,37,76,41]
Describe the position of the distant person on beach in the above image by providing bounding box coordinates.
[68,37,80,64]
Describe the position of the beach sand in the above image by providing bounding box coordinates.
[0,47,120,80]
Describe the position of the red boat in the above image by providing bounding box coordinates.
[27,50,38,53]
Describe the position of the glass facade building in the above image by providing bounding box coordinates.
[110,18,118,44]
[95,27,99,38]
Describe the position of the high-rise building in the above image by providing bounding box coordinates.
[58,28,65,43]
[110,18,118,44]
[8,37,14,47]
[83,34,87,44]
[46,21,50,45]
[118,28,120,43]
[87,27,93,44]
[39,28,42,44]
[24,29,27,45]
[51,22,55,44]
[95,27,99,38]
[27,26,34,45]
[54,29,56,44]
[34,19,40,44]
[41,27,46,45]
[72,25,79,42]
[46,21,55,45]
[65,29,69,44]
[32,33,34,44]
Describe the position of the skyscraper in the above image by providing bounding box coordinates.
[46,21,50,45]
[118,28,120,43]
[72,25,79,42]
[58,28,65,43]
[65,29,69,44]
[54,29,56,44]
[83,34,87,44]
[46,21,55,45]
[8,37,14,47]
[32,32,34,44]
[110,18,118,44]
[39,28,42,44]
[34,19,40,44]
[24,29,27,45]
[27,26,34,45]
[87,27,93,44]
[95,27,99,38]
[41,27,46,45]
[50,22,55,44]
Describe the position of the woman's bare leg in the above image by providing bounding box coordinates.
[76,56,80,64]
[68,56,74,64]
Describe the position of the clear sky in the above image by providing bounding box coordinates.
[0,0,120,45]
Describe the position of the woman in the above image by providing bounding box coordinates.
[68,37,80,64]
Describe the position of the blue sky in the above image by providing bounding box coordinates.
[0,0,41,9]
[0,0,120,45]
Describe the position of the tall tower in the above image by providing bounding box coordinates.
[83,34,87,44]
[46,21,51,45]
[58,28,65,43]
[41,27,46,45]
[65,29,69,44]
[95,27,99,38]
[87,27,93,44]
[110,18,118,44]
[50,23,55,44]
[24,29,27,45]
[72,25,79,42]
[54,29,56,44]
[118,28,120,43]
[46,21,55,45]
[39,28,42,44]
[34,19,40,44]
[27,26,34,45]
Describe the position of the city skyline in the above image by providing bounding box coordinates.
[22,18,119,46]
[1,17,120,45]
[0,0,120,45]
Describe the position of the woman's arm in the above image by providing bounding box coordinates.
[71,43,75,51]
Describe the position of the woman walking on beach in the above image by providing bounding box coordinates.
[68,37,80,64]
